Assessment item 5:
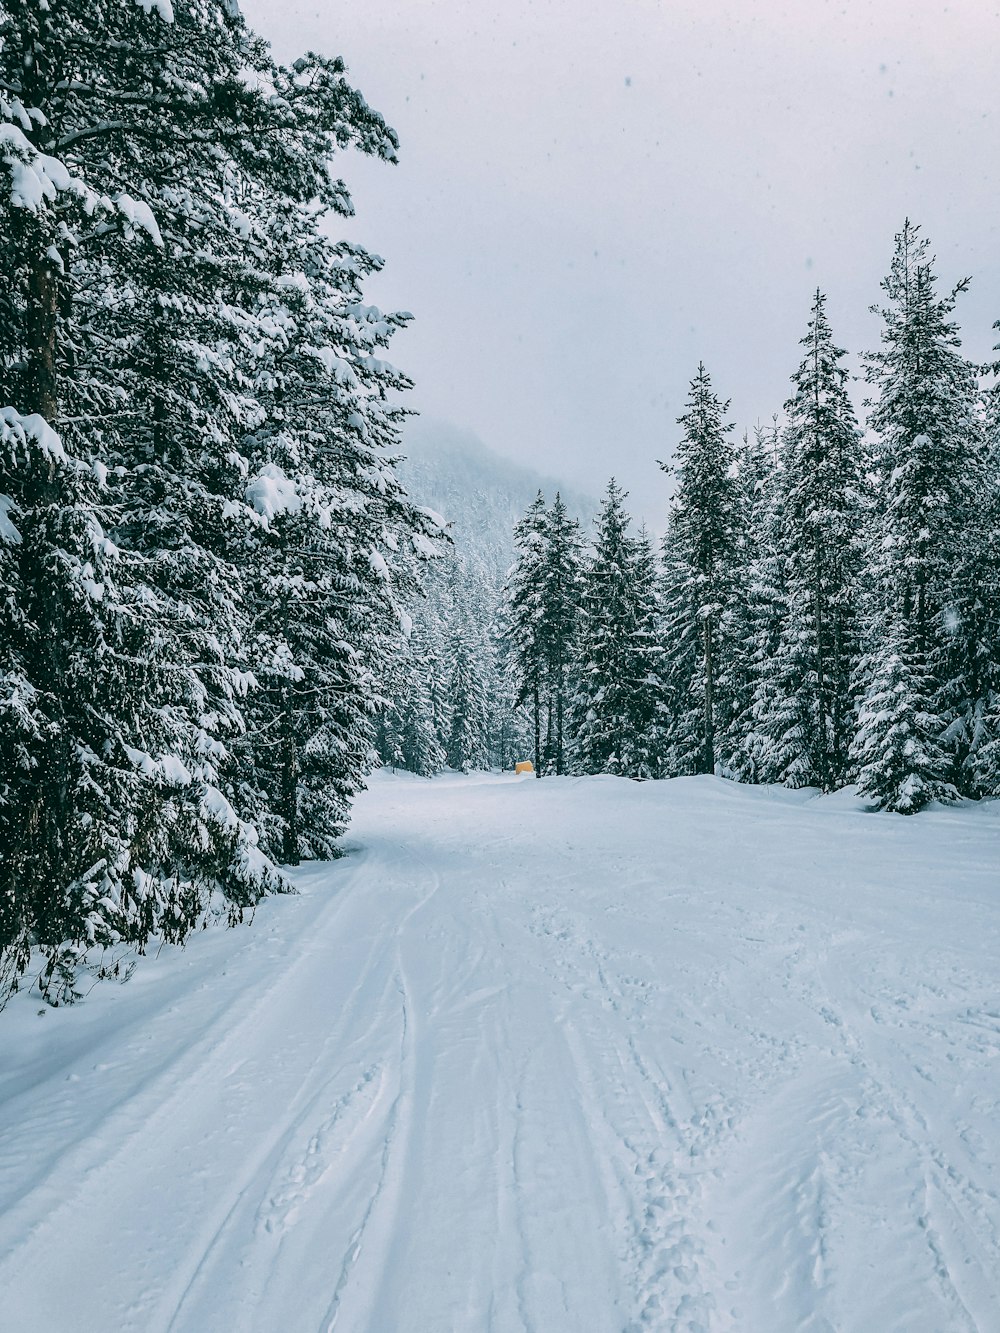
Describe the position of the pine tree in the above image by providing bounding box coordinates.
[573,481,665,777]
[538,493,584,774]
[659,364,740,775]
[504,491,549,774]
[445,610,491,772]
[859,221,982,807]
[851,633,957,813]
[728,422,785,782]
[377,613,448,777]
[964,350,1000,794]
[1,1,283,997]
[0,0,437,996]
[760,291,866,790]
[402,619,450,776]
[237,202,443,861]
[628,525,670,778]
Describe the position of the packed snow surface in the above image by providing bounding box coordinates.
[2,772,999,1331]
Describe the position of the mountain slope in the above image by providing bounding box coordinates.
[397,418,597,583]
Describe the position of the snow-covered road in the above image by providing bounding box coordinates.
[2,772,1000,1332]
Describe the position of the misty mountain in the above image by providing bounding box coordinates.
[397,419,598,585]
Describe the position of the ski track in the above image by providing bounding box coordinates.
[1,771,999,1331]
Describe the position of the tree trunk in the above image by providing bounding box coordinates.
[279,683,299,865]
[533,678,541,776]
[27,249,60,423]
[814,536,829,791]
[556,665,564,775]
[22,241,75,931]
[702,614,715,774]
[544,694,553,775]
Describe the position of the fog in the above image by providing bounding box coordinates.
[241,0,999,519]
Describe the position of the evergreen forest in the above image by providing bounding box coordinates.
[3,1,999,1006]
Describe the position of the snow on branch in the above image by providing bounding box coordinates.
[0,494,20,545]
[0,122,78,212]
[133,0,175,21]
[114,193,164,247]
[0,122,162,246]
[0,407,68,464]
[245,463,303,525]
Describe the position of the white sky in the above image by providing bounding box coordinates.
[242,0,1000,518]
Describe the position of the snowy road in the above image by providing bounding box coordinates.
[2,772,1000,1332]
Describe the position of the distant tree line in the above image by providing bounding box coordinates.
[376,551,528,778]
[499,223,1000,812]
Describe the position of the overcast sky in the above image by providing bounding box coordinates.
[242,0,999,519]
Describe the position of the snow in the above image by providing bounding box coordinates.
[133,0,175,20]
[200,783,241,830]
[417,503,450,531]
[1,772,999,1331]
[245,463,302,524]
[412,531,441,558]
[159,754,193,786]
[0,123,73,210]
[0,493,21,545]
[115,193,164,247]
[310,344,360,386]
[1,406,68,462]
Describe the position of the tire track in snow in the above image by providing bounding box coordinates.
[705,911,1000,1332]
[317,859,441,1332]
[4,771,1000,1332]
[802,945,1000,1331]
[527,900,731,1331]
[166,853,446,1332]
[160,959,401,1330]
[0,856,369,1288]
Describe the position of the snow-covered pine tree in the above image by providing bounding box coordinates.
[858,221,983,808]
[964,340,1000,795]
[0,409,153,1001]
[628,524,669,778]
[0,0,438,995]
[1,0,285,1000]
[727,421,785,782]
[468,572,513,770]
[491,617,532,771]
[851,631,957,813]
[504,491,549,774]
[448,551,509,770]
[572,481,665,777]
[237,201,444,861]
[758,291,867,790]
[659,364,740,775]
[379,542,517,777]
[420,607,456,764]
[445,600,491,773]
[538,493,584,775]
[658,524,700,776]
[399,616,450,776]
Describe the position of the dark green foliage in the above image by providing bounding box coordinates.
[572,481,666,778]
[0,0,434,1001]
[503,491,550,774]
[659,364,741,775]
[755,292,867,790]
[857,221,984,808]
